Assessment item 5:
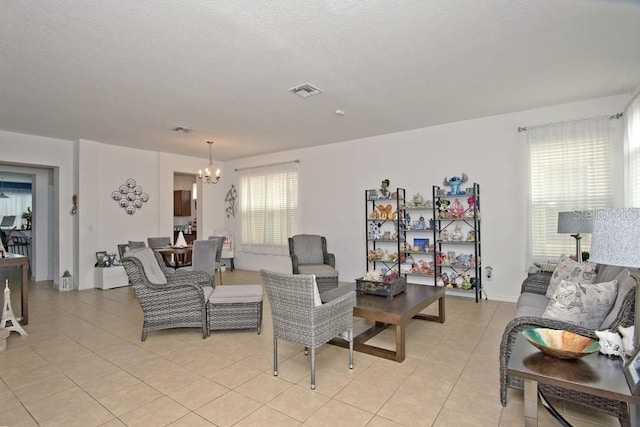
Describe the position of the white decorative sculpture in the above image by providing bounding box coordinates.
[619,325,635,359]
[175,231,187,247]
[594,329,622,357]
[1,279,27,336]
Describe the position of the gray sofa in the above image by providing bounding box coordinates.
[499,264,636,426]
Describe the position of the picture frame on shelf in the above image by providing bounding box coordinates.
[624,348,640,395]
[95,251,108,267]
[366,189,378,200]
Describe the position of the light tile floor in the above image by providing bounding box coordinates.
[0,270,620,426]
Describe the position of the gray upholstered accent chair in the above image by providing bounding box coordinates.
[208,235,224,285]
[260,270,355,389]
[288,234,338,293]
[121,247,214,341]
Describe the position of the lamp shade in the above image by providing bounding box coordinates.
[557,211,594,234]
[589,208,640,268]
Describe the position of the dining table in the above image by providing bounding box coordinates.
[154,245,193,268]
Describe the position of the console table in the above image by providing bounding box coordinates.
[0,254,29,324]
[507,334,640,426]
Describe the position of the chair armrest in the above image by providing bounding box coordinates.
[521,273,552,295]
[312,290,356,342]
[290,254,299,274]
[168,270,213,287]
[324,252,336,268]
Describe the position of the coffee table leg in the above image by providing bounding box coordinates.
[524,379,538,426]
[395,323,405,362]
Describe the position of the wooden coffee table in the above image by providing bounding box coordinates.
[322,283,445,362]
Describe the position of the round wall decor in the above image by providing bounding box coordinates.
[111,178,149,215]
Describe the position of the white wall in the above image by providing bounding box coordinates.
[224,93,631,302]
[0,92,630,298]
[76,145,213,289]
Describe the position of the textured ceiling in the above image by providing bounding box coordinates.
[1,0,639,161]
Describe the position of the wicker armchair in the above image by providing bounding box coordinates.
[260,270,356,389]
[121,247,214,341]
[500,270,636,426]
[288,234,339,293]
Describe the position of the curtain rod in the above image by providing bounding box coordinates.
[517,112,623,132]
[235,159,299,172]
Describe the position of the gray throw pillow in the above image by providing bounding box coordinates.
[546,254,597,299]
[542,279,618,329]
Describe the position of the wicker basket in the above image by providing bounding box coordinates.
[356,276,407,298]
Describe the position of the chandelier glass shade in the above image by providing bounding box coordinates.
[198,141,221,184]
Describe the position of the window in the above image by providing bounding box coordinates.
[528,117,613,261]
[625,94,640,207]
[238,161,299,255]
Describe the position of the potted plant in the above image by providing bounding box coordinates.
[220,262,226,272]
[21,207,32,230]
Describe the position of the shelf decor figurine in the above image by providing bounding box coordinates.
[379,179,391,198]
[443,173,468,195]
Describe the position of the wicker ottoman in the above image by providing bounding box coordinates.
[208,285,263,334]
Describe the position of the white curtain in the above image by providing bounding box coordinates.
[527,116,613,261]
[238,161,299,255]
[624,93,640,207]
[0,188,32,228]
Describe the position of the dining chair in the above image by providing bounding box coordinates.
[177,239,219,284]
[208,235,224,285]
[260,269,355,389]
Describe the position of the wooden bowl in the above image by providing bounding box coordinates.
[522,328,599,360]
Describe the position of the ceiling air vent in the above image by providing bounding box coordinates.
[288,83,323,98]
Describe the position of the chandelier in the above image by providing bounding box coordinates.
[198,140,221,184]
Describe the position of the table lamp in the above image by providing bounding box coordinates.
[589,208,640,348]
[557,211,594,262]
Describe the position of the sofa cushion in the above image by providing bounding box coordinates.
[292,235,324,265]
[600,268,636,329]
[542,279,618,329]
[515,292,550,318]
[546,255,597,299]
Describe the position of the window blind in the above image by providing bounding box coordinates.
[238,161,299,255]
[625,95,640,207]
[528,117,613,261]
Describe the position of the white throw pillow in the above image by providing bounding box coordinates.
[312,275,322,307]
[546,254,597,299]
[542,279,618,329]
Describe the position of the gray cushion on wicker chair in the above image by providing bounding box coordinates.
[288,234,338,293]
[126,247,167,285]
[260,269,355,390]
[121,247,213,341]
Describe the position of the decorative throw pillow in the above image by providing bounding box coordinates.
[542,279,618,329]
[546,255,597,299]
